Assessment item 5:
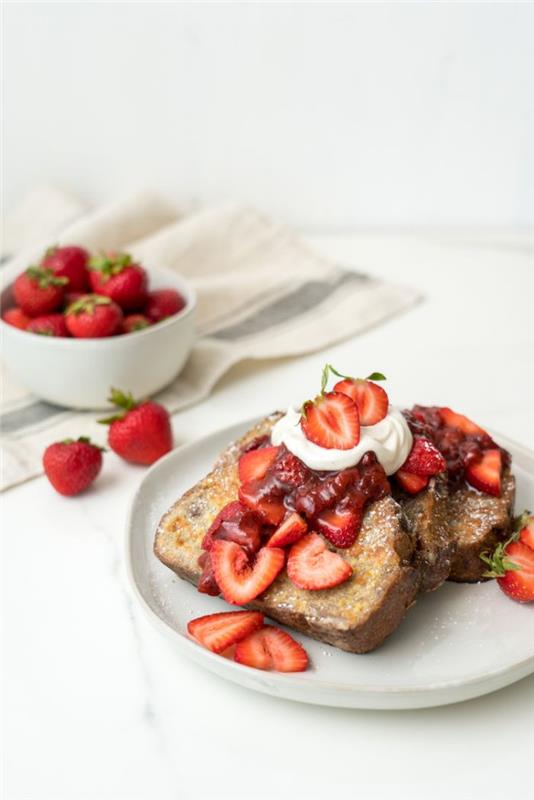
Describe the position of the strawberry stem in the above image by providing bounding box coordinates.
[89,251,133,278]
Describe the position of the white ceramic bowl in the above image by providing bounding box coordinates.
[0,267,196,409]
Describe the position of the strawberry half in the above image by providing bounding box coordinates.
[315,506,362,548]
[465,449,502,496]
[301,391,360,450]
[187,610,264,653]
[266,513,308,548]
[201,501,262,557]
[238,445,280,484]
[235,626,309,672]
[210,540,285,604]
[238,481,285,525]
[333,379,388,426]
[401,437,446,477]
[481,539,534,603]
[287,533,352,590]
[438,407,486,436]
[395,469,429,495]
[518,513,534,551]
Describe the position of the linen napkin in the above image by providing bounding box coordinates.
[1,189,421,491]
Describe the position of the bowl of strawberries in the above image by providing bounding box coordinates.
[1,245,196,409]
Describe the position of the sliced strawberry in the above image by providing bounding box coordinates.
[197,552,220,596]
[266,513,308,547]
[210,540,285,604]
[395,469,429,494]
[438,407,486,436]
[187,610,264,653]
[269,447,312,487]
[235,626,309,672]
[201,501,262,556]
[315,506,362,548]
[497,542,534,602]
[287,532,352,590]
[465,449,502,496]
[333,379,389,426]
[238,445,279,484]
[519,515,534,551]
[301,391,360,450]
[401,437,446,477]
[238,481,285,525]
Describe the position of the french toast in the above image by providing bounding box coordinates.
[155,415,420,653]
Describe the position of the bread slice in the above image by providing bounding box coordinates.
[154,415,419,654]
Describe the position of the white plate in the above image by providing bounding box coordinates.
[125,418,534,710]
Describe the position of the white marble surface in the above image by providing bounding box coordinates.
[3,232,534,800]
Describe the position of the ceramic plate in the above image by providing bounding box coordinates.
[125,417,534,710]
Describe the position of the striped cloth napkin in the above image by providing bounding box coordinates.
[1,188,421,491]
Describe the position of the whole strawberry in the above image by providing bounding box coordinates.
[122,313,151,333]
[41,245,90,291]
[27,313,70,337]
[43,437,104,496]
[99,388,173,465]
[65,294,123,338]
[13,267,67,317]
[145,288,186,323]
[2,307,31,330]
[88,252,148,311]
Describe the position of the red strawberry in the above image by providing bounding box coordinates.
[269,447,311,487]
[99,388,172,465]
[238,481,285,525]
[27,313,70,337]
[518,513,534,551]
[65,294,123,338]
[465,449,502,496]
[2,307,30,330]
[145,288,186,322]
[201,501,262,557]
[88,252,148,311]
[238,445,280,484]
[401,437,446,477]
[197,552,220,596]
[481,539,534,603]
[315,506,361,548]
[301,391,360,450]
[122,313,151,334]
[13,267,67,316]
[187,610,264,653]
[42,437,103,496]
[266,513,308,547]
[41,245,90,291]
[210,540,285,604]
[235,626,309,672]
[395,469,429,494]
[334,379,389,426]
[287,532,352,590]
[438,407,486,436]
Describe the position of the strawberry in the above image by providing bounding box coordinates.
[27,313,70,337]
[88,251,148,311]
[238,445,280,484]
[481,539,534,603]
[395,469,429,494]
[41,245,90,291]
[287,532,352,590]
[333,376,389,426]
[315,506,361,548]
[401,437,446,477]
[465,449,502,496]
[99,388,172,465]
[122,313,151,334]
[201,501,262,557]
[235,626,309,672]
[438,407,486,436]
[210,540,285,604]
[2,307,30,330]
[187,610,264,653]
[518,512,534,550]
[301,391,360,450]
[145,288,186,322]
[65,294,123,338]
[43,436,103,496]
[269,447,311,487]
[197,552,220,596]
[266,513,308,547]
[238,481,285,525]
[13,267,67,317]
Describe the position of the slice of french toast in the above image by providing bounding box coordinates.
[154,415,420,654]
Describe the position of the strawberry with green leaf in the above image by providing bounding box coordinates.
[480,510,534,602]
[99,388,173,465]
[13,267,67,317]
[88,251,147,311]
[65,294,123,338]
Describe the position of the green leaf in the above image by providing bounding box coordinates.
[366,372,387,382]
[108,387,137,411]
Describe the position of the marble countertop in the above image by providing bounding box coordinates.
[3,231,534,800]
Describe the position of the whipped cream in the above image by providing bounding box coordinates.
[271,406,413,474]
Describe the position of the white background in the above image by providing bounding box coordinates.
[4,1,534,228]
